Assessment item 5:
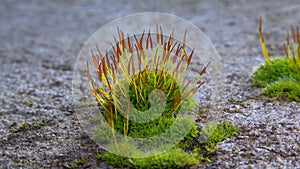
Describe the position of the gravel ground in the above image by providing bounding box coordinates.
[0,0,300,168]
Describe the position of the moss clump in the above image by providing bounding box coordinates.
[200,122,238,154]
[252,58,300,88]
[102,69,187,139]
[13,120,47,133]
[75,158,87,166]
[96,148,199,169]
[93,68,199,151]
[93,115,198,155]
[252,58,300,102]
[128,69,182,117]
[62,158,88,169]
[96,122,238,169]
[14,121,30,133]
[87,27,237,168]
[95,120,200,169]
[262,81,300,102]
[254,19,300,102]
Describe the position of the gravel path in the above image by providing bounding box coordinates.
[0,0,299,168]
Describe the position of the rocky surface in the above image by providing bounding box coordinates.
[0,0,299,168]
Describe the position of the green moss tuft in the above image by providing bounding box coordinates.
[254,20,300,102]
[62,158,88,169]
[87,27,234,169]
[252,58,300,102]
[75,158,87,165]
[14,121,30,133]
[252,58,300,88]
[13,120,47,133]
[263,81,300,102]
[201,122,238,154]
[95,120,201,169]
[128,69,182,117]
[96,148,199,169]
[96,69,197,141]
[96,122,238,168]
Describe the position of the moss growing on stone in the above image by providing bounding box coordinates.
[263,81,300,102]
[87,27,237,168]
[252,18,300,102]
[14,121,30,133]
[96,148,200,169]
[96,122,238,169]
[75,158,87,166]
[252,59,300,88]
[252,58,300,102]
[200,122,238,155]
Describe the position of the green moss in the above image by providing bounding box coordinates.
[75,158,87,165]
[62,158,88,169]
[91,68,239,168]
[252,58,300,87]
[96,148,199,169]
[263,81,300,102]
[92,69,199,159]
[201,122,238,154]
[252,58,300,102]
[97,69,197,141]
[96,122,238,168]
[93,116,198,153]
[128,69,182,117]
[95,120,201,169]
[13,120,48,133]
[14,121,30,133]
[86,28,238,168]
[37,121,46,128]
[92,60,238,168]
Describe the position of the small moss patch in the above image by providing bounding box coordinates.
[252,58,300,88]
[252,58,300,102]
[62,157,88,169]
[96,122,238,169]
[254,19,300,102]
[12,120,47,133]
[263,81,300,102]
[14,121,30,133]
[75,157,87,166]
[200,122,238,155]
[97,148,199,169]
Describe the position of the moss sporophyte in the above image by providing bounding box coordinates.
[85,26,237,168]
[252,18,300,102]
